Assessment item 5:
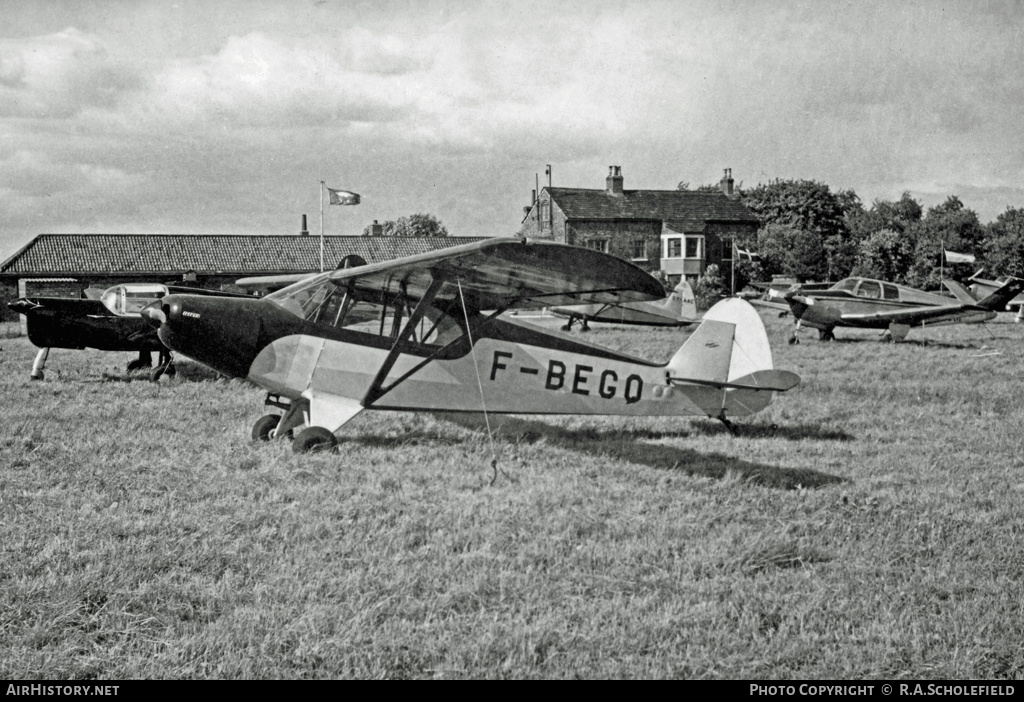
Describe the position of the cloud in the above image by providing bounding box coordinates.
[143,31,426,129]
[0,27,143,118]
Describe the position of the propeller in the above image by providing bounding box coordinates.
[140,301,166,326]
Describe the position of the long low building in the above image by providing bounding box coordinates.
[0,233,490,322]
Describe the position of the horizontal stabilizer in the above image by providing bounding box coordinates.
[668,369,801,393]
[942,279,978,305]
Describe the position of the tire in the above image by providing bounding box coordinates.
[252,414,282,442]
[165,363,177,377]
[292,426,338,454]
[149,366,164,382]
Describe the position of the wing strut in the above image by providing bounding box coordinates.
[361,276,446,407]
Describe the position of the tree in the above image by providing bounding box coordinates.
[741,179,851,280]
[362,213,449,237]
[756,222,828,281]
[983,207,1024,277]
[694,264,726,310]
[853,228,917,283]
[906,196,984,288]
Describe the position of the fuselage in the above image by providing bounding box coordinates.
[151,292,770,419]
[10,297,164,351]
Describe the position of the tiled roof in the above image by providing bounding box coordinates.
[0,234,491,276]
[548,188,759,228]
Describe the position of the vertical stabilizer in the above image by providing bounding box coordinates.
[668,298,774,382]
[660,279,697,321]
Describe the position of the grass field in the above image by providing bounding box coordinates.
[2,311,1023,679]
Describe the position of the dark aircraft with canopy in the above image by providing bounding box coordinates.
[9,283,249,380]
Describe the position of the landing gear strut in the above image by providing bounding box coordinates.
[251,394,337,453]
[30,347,50,380]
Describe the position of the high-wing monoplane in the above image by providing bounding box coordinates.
[142,238,800,453]
[548,279,697,331]
[9,283,247,380]
[768,275,1024,343]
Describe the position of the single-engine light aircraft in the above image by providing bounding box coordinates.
[9,283,247,380]
[141,238,800,453]
[548,279,697,331]
[768,275,1024,343]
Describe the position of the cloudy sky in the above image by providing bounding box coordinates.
[2,0,1022,257]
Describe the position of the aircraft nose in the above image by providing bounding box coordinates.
[141,300,166,326]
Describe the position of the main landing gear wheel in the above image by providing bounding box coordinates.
[149,363,176,382]
[127,352,152,372]
[292,427,338,454]
[252,414,282,441]
[818,330,835,341]
[788,336,799,345]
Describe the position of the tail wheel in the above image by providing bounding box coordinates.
[293,426,338,454]
[252,414,282,442]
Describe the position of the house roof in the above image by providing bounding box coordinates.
[547,188,759,230]
[0,234,491,277]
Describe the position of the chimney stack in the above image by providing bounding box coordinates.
[370,219,384,236]
[719,168,734,197]
[300,214,309,236]
[606,165,624,196]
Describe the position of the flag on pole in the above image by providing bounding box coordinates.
[944,249,975,264]
[734,242,761,262]
[327,188,361,206]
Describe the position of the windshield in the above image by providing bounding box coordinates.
[831,279,859,293]
[266,275,464,347]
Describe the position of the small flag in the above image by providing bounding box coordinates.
[734,242,761,262]
[327,188,360,206]
[944,249,975,264]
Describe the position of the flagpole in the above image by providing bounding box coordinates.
[731,240,736,296]
[319,180,325,273]
[939,240,943,289]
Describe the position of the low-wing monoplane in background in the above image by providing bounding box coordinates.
[547,279,697,331]
[767,275,1024,343]
[8,283,247,380]
[141,238,800,453]
[968,271,1024,322]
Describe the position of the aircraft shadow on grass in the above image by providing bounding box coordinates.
[359,412,849,490]
[686,419,853,442]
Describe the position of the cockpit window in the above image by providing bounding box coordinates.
[855,280,882,299]
[100,284,168,316]
[882,283,899,300]
[832,279,859,293]
[266,275,464,348]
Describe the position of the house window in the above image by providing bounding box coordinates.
[684,236,704,260]
[585,239,609,253]
[632,239,647,260]
[721,236,733,261]
[540,201,550,230]
[665,237,682,258]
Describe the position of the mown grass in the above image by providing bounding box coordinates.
[2,313,1023,679]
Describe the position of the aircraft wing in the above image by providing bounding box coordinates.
[235,272,315,293]
[748,297,793,314]
[839,303,981,325]
[323,237,665,311]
